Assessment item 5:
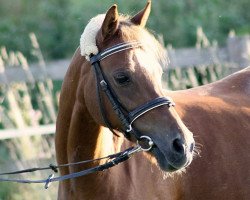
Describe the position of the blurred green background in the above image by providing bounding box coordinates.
[0,0,249,199]
[0,0,249,60]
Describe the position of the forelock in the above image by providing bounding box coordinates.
[80,14,168,69]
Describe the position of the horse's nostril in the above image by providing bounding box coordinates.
[172,138,185,154]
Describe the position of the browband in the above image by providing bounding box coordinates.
[90,41,141,64]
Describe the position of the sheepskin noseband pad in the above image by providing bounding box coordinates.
[80,14,106,60]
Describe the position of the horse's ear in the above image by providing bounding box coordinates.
[131,1,151,27]
[102,4,119,40]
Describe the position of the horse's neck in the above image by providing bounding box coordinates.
[56,48,122,168]
[166,66,250,124]
[68,101,101,158]
[56,48,83,169]
[67,101,120,163]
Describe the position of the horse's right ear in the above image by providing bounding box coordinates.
[131,1,151,27]
[101,5,119,41]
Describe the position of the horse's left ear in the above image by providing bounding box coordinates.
[131,1,151,27]
[102,4,119,40]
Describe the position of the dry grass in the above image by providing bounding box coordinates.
[0,34,58,199]
[163,28,229,90]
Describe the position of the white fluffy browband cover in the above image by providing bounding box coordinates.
[80,14,105,60]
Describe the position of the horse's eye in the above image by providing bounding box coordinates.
[114,73,131,86]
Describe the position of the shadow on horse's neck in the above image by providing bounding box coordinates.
[64,49,125,164]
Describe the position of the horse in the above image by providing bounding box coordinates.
[166,67,250,199]
[55,1,250,199]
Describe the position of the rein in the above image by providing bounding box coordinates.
[0,137,153,189]
[0,41,175,188]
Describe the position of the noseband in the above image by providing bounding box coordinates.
[90,41,175,141]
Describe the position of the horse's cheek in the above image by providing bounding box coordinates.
[83,85,101,124]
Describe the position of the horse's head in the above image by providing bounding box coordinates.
[80,1,195,172]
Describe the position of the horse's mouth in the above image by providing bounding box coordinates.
[150,146,178,172]
[150,145,191,172]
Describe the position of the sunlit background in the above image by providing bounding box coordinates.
[0,0,249,199]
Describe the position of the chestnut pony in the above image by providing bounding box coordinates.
[56,2,250,199]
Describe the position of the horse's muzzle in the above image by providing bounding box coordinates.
[151,137,195,172]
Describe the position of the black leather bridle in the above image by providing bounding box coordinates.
[90,41,175,142]
[0,41,176,188]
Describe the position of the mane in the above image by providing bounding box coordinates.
[119,22,168,70]
[80,14,168,69]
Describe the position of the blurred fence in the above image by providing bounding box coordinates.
[0,33,59,199]
[1,35,250,84]
[1,35,250,139]
[168,35,250,69]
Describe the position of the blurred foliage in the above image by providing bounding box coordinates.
[0,0,249,60]
[0,0,247,198]
[0,35,58,199]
